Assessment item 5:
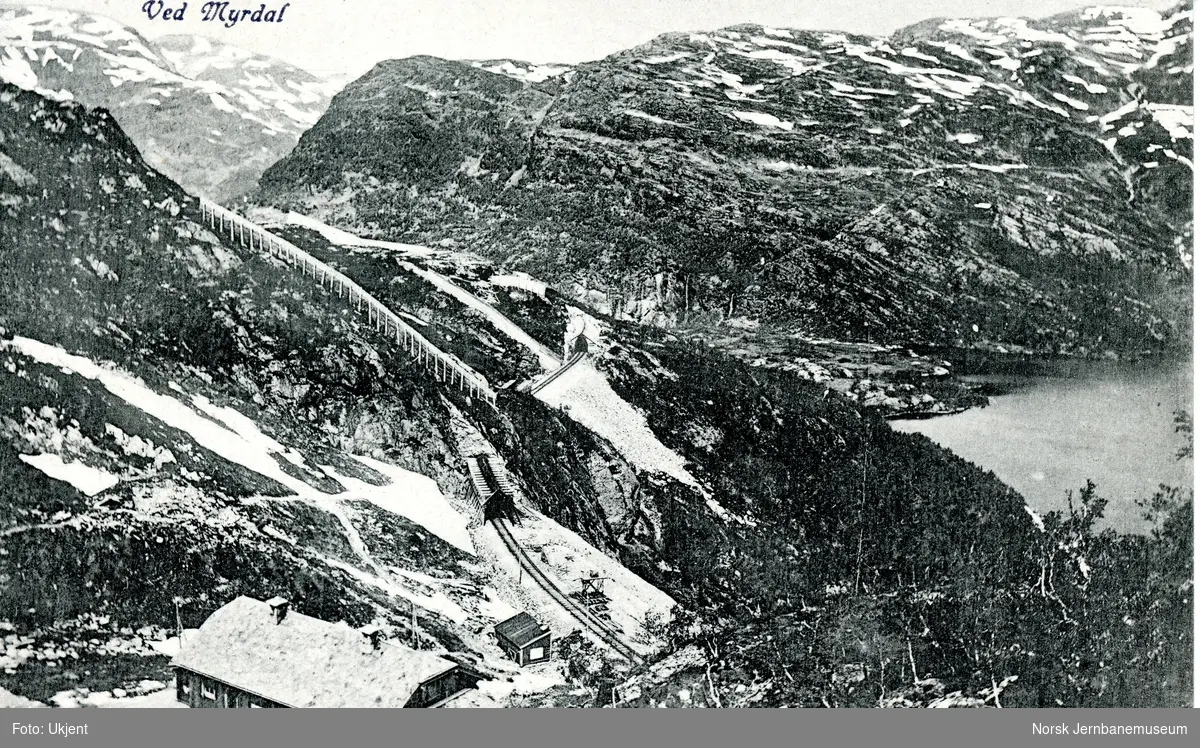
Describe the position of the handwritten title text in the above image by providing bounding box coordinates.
[141,2,292,27]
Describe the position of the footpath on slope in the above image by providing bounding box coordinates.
[401,261,562,372]
[285,211,561,372]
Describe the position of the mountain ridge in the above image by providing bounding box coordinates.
[252,3,1193,361]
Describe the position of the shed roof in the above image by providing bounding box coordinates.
[494,612,549,647]
[171,596,457,708]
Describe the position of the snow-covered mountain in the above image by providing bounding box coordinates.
[0,5,339,199]
[256,4,1193,361]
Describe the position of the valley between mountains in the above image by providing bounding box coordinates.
[0,3,1192,708]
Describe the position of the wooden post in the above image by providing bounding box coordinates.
[411,599,417,649]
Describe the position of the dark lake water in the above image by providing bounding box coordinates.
[891,357,1193,534]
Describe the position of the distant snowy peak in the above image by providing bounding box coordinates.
[157,33,291,77]
[0,5,341,198]
[921,5,1195,149]
[899,3,1194,85]
[601,4,1192,152]
[0,7,332,134]
[155,34,344,102]
[0,5,162,101]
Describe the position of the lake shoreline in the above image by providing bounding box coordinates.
[910,343,1192,379]
[890,354,1192,535]
[886,346,1192,421]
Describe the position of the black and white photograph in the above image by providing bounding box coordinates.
[0,0,1193,713]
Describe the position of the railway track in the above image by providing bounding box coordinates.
[529,352,585,396]
[468,455,643,665]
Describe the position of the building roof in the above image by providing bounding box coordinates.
[0,687,46,708]
[494,612,549,647]
[171,596,458,708]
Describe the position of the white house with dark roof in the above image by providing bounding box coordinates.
[171,596,478,708]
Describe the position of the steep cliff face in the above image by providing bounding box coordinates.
[255,5,1192,357]
[0,6,338,199]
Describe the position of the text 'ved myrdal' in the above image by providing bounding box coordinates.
[141,2,291,27]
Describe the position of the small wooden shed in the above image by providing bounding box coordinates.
[494,612,552,666]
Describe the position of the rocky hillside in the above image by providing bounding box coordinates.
[0,79,674,706]
[1,11,1191,708]
[256,4,1193,358]
[0,5,337,199]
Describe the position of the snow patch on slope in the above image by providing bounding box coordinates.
[469,60,571,83]
[490,272,548,297]
[534,359,699,489]
[340,454,475,554]
[18,452,118,496]
[286,211,434,255]
[1147,104,1193,139]
[730,110,793,130]
[5,336,473,559]
[9,335,317,496]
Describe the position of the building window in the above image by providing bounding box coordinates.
[202,685,216,700]
[250,703,262,709]
[182,683,191,695]
[529,647,545,660]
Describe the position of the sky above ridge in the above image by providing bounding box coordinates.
[10,0,1179,78]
